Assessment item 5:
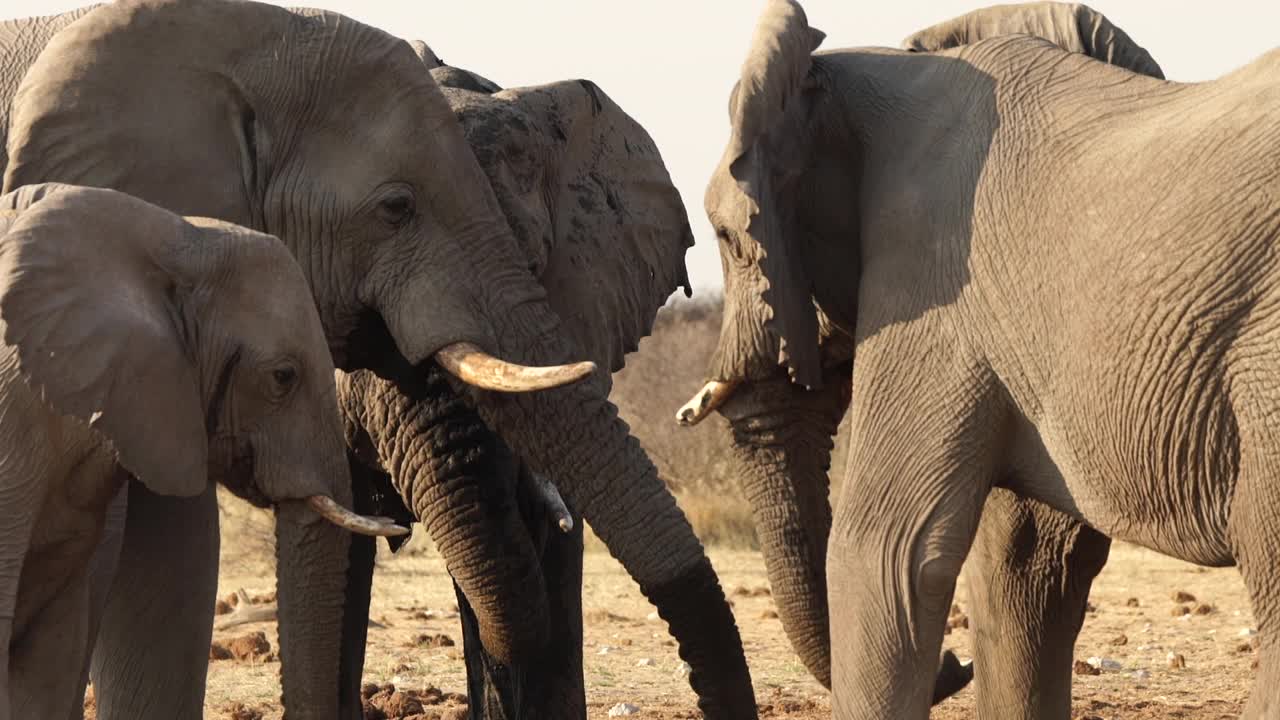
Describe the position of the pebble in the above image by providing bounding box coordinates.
[1087,656,1123,671]
[1239,628,1257,637]
[598,646,616,656]
[1132,669,1151,680]
[1172,591,1197,603]
[646,611,660,622]
[636,658,655,667]
[608,703,640,716]
[674,661,692,678]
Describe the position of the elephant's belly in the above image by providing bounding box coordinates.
[1004,405,1236,568]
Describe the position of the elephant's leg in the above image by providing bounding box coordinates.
[89,481,219,720]
[338,454,380,720]
[0,615,10,720]
[10,564,91,720]
[69,483,128,720]
[828,363,1000,719]
[964,489,1109,719]
[1230,443,1280,720]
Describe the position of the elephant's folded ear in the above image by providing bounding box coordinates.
[459,80,694,374]
[0,186,208,496]
[726,0,825,388]
[1072,3,1164,79]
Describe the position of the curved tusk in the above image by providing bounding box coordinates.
[675,380,740,427]
[435,342,596,393]
[530,471,574,534]
[306,496,411,537]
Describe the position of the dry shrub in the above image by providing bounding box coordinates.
[217,487,276,574]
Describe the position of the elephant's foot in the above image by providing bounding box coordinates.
[965,489,1110,720]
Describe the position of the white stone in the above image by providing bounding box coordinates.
[1087,657,1122,671]
[598,645,616,656]
[608,703,641,716]
[674,661,692,678]
[1239,628,1257,637]
[636,658,655,667]
[1133,670,1151,680]
[646,611,660,622]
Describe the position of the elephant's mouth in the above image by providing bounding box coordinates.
[209,435,265,507]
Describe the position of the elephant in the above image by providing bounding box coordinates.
[0,1,753,717]
[332,57,739,718]
[678,2,1163,716]
[683,0,1280,716]
[0,182,401,720]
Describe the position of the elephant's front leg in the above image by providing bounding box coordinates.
[828,355,1001,719]
[89,482,219,720]
[965,489,1110,720]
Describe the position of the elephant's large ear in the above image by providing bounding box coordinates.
[727,0,825,388]
[0,185,208,496]
[902,2,1163,79]
[450,80,694,374]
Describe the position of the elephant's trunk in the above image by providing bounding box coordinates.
[450,268,757,719]
[339,367,550,664]
[719,369,850,689]
[273,498,352,719]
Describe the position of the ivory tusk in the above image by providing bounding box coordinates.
[675,379,740,426]
[530,471,574,533]
[306,496,410,537]
[436,342,596,393]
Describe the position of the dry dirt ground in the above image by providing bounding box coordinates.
[185,515,1256,720]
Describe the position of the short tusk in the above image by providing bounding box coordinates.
[436,342,596,393]
[530,471,574,533]
[675,380,740,426]
[306,496,410,537]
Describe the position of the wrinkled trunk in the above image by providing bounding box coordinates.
[720,368,850,689]
[460,466,587,720]
[338,366,549,664]
[444,265,756,718]
[274,499,352,720]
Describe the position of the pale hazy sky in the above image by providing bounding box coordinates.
[4,1,1278,296]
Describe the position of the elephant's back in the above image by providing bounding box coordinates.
[0,6,101,177]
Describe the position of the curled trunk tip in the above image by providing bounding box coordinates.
[436,341,595,392]
[676,380,740,426]
[306,495,410,537]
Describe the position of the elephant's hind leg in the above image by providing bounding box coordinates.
[965,489,1110,720]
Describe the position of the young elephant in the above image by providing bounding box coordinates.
[697,0,1280,717]
[0,184,403,720]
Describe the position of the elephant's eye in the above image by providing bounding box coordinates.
[377,192,415,227]
[271,366,298,396]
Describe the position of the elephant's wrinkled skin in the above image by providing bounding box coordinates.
[0,1,752,718]
[680,3,1161,718]
[696,0,1280,716]
[0,183,388,719]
